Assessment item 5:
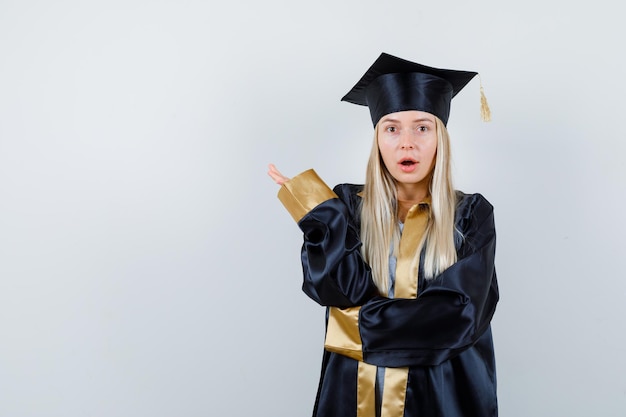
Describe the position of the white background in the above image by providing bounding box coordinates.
[1,1,625,416]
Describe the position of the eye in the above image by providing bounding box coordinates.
[385,126,397,133]
[416,125,428,133]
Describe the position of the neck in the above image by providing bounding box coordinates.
[396,183,429,223]
[397,182,429,203]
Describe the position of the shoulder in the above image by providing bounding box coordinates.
[456,191,494,214]
[332,183,364,216]
[332,183,364,203]
[454,192,496,255]
[455,191,495,234]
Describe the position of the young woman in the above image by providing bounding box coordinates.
[268,53,499,417]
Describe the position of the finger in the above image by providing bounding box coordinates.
[267,163,280,180]
[268,164,288,180]
[268,163,283,177]
[267,164,288,185]
[268,170,282,184]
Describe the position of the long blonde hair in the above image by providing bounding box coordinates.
[360,117,458,295]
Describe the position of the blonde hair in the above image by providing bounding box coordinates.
[360,117,458,295]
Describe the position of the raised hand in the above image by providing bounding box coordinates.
[267,163,290,185]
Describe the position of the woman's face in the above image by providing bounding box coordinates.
[377,110,438,192]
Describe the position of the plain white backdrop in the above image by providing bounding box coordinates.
[1,1,625,416]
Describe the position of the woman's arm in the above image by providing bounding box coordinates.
[298,194,379,307]
[270,166,378,307]
[358,194,498,367]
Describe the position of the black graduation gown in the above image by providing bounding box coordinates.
[285,178,499,417]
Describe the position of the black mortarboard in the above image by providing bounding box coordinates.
[341,52,488,126]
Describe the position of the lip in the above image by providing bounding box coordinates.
[398,157,419,173]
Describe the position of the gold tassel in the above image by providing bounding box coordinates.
[479,79,491,122]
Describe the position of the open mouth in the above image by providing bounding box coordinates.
[398,158,418,173]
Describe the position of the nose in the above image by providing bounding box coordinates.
[400,130,414,149]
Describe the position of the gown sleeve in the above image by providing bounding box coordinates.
[358,193,499,367]
[277,169,378,308]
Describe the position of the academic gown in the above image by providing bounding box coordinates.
[278,170,499,417]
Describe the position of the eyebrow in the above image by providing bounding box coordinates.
[380,117,435,124]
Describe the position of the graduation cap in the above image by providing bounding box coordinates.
[341,52,490,126]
